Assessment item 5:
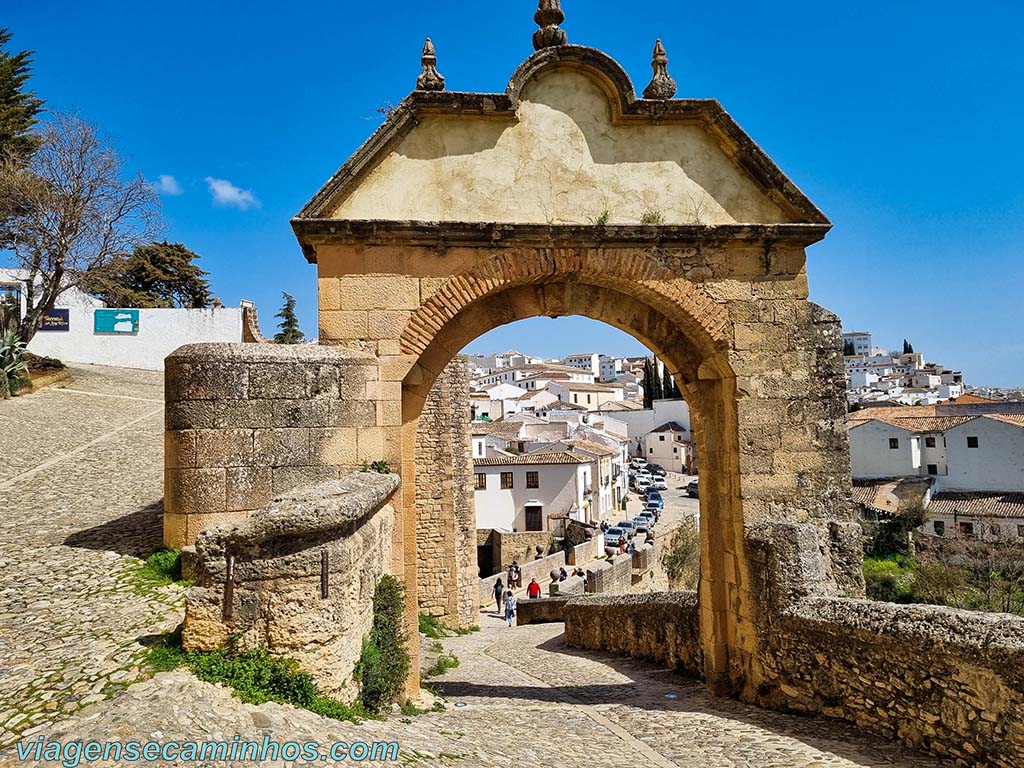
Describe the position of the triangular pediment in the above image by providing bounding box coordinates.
[296,46,828,233]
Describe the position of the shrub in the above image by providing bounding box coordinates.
[0,331,29,398]
[358,575,410,713]
[418,613,447,639]
[640,209,665,224]
[133,548,192,594]
[661,522,700,589]
[863,555,916,603]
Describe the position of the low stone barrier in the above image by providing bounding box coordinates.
[567,538,599,566]
[182,472,399,701]
[516,596,570,625]
[549,575,584,597]
[564,591,703,674]
[768,597,1024,768]
[563,588,1024,768]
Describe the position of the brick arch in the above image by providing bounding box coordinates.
[398,269,753,699]
[398,248,731,362]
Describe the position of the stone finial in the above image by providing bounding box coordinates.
[642,39,677,100]
[416,38,446,91]
[533,0,568,50]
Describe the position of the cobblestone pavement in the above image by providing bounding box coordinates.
[0,366,952,767]
[0,366,187,750]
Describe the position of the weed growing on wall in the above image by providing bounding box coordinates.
[131,548,194,595]
[358,575,411,713]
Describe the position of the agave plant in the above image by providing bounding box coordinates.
[0,331,29,399]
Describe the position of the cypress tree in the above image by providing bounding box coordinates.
[274,292,305,344]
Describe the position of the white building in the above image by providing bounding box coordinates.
[843,331,872,356]
[598,355,622,382]
[642,421,695,473]
[473,453,596,531]
[547,381,623,411]
[563,353,601,378]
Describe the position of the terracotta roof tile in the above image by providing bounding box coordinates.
[473,452,591,467]
[929,491,1024,519]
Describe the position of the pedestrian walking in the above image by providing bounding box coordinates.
[494,577,504,614]
[504,590,517,627]
[527,577,542,599]
[510,560,522,588]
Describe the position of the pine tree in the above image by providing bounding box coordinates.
[87,241,212,308]
[274,292,305,344]
[0,28,45,162]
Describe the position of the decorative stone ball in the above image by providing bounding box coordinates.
[549,569,561,582]
[535,544,544,557]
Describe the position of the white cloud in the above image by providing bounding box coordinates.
[205,177,259,210]
[154,174,183,196]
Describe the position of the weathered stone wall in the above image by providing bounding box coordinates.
[564,592,704,675]
[516,596,570,625]
[182,473,399,701]
[414,357,478,629]
[163,343,389,548]
[765,599,1024,768]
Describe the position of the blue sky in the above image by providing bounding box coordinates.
[6,1,1023,385]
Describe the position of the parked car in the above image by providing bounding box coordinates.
[686,479,699,498]
[647,463,667,477]
[635,476,652,492]
[604,526,628,548]
[645,490,665,510]
[630,457,648,470]
[635,511,656,531]
[616,520,638,538]
[652,476,668,491]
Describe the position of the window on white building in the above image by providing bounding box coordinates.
[933,521,945,536]
[927,464,938,475]
[967,436,979,448]
[889,438,900,450]
[501,472,514,489]
[475,474,487,490]
[925,437,936,448]
[526,471,539,489]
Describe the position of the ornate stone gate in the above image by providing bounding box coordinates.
[288,10,863,698]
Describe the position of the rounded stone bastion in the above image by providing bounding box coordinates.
[163,342,389,549]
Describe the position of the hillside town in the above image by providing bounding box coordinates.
[467,350,695,540]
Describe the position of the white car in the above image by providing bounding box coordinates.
[636,476,652,491]
[630,457,648,470]
[652,477,668,491]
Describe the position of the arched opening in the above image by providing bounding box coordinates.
[397,276,754,697]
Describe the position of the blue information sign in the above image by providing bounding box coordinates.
[38,308,70,332]
[94,309,140,335]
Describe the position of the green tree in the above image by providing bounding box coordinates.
[902,339,914,355]
[843,340,855,356]
[86,242,212,308]
[274,292,305,344]
[661,365,672,400]
[642,357,656,409]
[0,28,44,163]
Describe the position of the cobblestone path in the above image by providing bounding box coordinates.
[0,366,187,750]
[0,366,952,767]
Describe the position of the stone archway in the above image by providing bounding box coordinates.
[290,41,862,698]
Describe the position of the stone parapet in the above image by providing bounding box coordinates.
[766,597,1024,768]
[564,591,703,674]
[549,575,584,597]
[517,597,570,625]
[479,551,566,606]
[163,343,390,548]
[182,472,399,701]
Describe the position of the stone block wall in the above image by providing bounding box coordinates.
[164,343,394,548]
[586,553,633,594]
[517,597,570,625]
[766,598,1024,768]
[564,592,704,674]
[549,575,584,597]
[182,473,399,701]
[414,358,478,629]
